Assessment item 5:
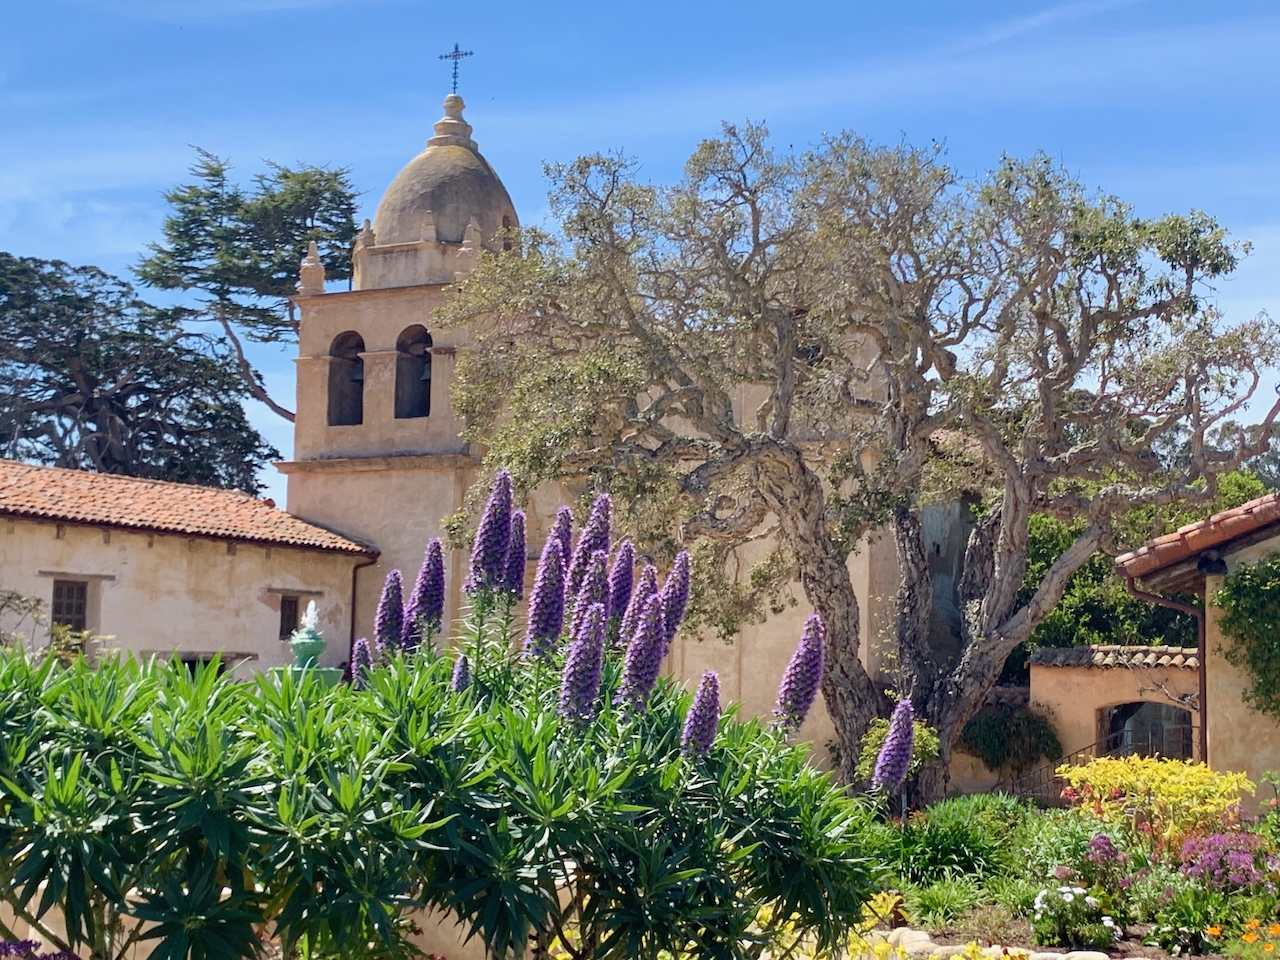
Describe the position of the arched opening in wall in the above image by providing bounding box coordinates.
[395,325,432,419]
[1100,702,1194,759]
[328,331,365,426]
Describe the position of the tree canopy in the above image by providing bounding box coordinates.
[0,252,277,492]
[438,124,1280,790]
[136,150,358,421]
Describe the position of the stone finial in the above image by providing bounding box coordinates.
[461,216,482,250]
[454,216,483,281]
[297,240,326,296]
[354,219,376,249]
[421,210,437,243]
[428,94,476,149]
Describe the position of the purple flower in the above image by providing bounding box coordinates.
[524,535,566,659]
[551,506,573,567]
[619,564,658,648]
[559,602,606,723]
[570,550,608,639]
[374,569,405,650]
[352,637,374,690]
[502,510,527,599]
[615,594,665,709]
[1180,832,1268,890]
[566,493,611,601]
[681,671,720,756]
[658,551,692,650]
[403,538,445,651]
[872,698,915,791]
[467,470,514,594]
[774,614,825,732]
[607,541,635,628]
[450,654,471,693]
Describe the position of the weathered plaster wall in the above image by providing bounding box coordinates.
[1029,663,1200,758]
[1207,533,1280,807]
[0,517,357,669]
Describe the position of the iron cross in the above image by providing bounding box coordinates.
[439,43,474,95]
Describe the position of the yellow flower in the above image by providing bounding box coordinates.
[1270,924,1280,936]
[1249,920,1262,931]
[1265,944,1274,953]
[1244,932,1260,944]
[1207,927,1222,937]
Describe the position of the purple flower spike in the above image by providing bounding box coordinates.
[774,614,825,732]
[551,506,573,566]
[559,602,606,723]
[450,654,471,693]
[872,698,915,791]
[615,594,665,709]
[570,550,609,639]
[467,470,514,594]
[404,538,446,651]
[375,569,405,650]
[524,535,566,659]
[658,551,692,650]
[682,671,720,756]
[566,493,612,600]
[607,541,635,627]
[352,637,373,691]
[619,564,659,648]
[503,510,527,599]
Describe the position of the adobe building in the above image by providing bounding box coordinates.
[1116,491,1280,809]
[0,459,375,670]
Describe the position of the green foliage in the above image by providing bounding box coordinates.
[855,718,940,784]
[984,876,1039,917]
[1031,885,1121,950]
[1215,553,1280,719]
[0,253,277,491]
[885,794,1032,883]
[0,637,879,960]
[959,706,1062,775]
[903,877,981,929]
[1146,887,1235,956]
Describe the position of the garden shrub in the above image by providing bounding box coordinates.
[984,876,1039,917]
[0,483,884,960]
[1125,864,1199,923]
[889,796,1024,882]
[1215,554,1280,719]
[1019,809,1128,882]
[1031,885,1121,949]
[904,878,982,929]
[1146,886,1236,955]
[855,717,939,784]
[1058,755,1254,849]
[1180,832,1277,892]
[959,705,1062,775]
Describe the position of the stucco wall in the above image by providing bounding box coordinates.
[0,517,358,670]
[1030,663,1200,758]
[1207,535,1280,807]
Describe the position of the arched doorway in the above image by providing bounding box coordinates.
[1102,702,1194,759]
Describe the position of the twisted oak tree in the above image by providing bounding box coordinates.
[437,126,1280,788]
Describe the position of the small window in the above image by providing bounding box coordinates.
[279,595,300,641]
[51,580,87,631]
[179,656,227,677]
[328,331,365,426]
[394,326,432,419]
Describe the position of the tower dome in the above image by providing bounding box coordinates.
[372,95,518,248]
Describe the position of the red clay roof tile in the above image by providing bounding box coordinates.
[1115,491,1280,581]
[0,460,374,556]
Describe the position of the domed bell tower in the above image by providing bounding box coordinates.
[280,95,519,657]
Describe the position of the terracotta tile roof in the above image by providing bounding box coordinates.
[1114,492,1280,581]
[1027,644,1199,670]
[0,460,375,556]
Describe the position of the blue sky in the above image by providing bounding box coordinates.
[3,0,1279,502]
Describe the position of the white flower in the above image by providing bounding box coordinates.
[1085,896,1099,907]
[1062,892,1074,903]
[1102,917,1115,928]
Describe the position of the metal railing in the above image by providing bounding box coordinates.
[1008,724,1199,804]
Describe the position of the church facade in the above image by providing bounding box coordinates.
[279,94,901,756]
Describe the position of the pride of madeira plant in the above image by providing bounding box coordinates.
[0,471,877,960]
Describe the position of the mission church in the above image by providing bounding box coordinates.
[0,92,906,750]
